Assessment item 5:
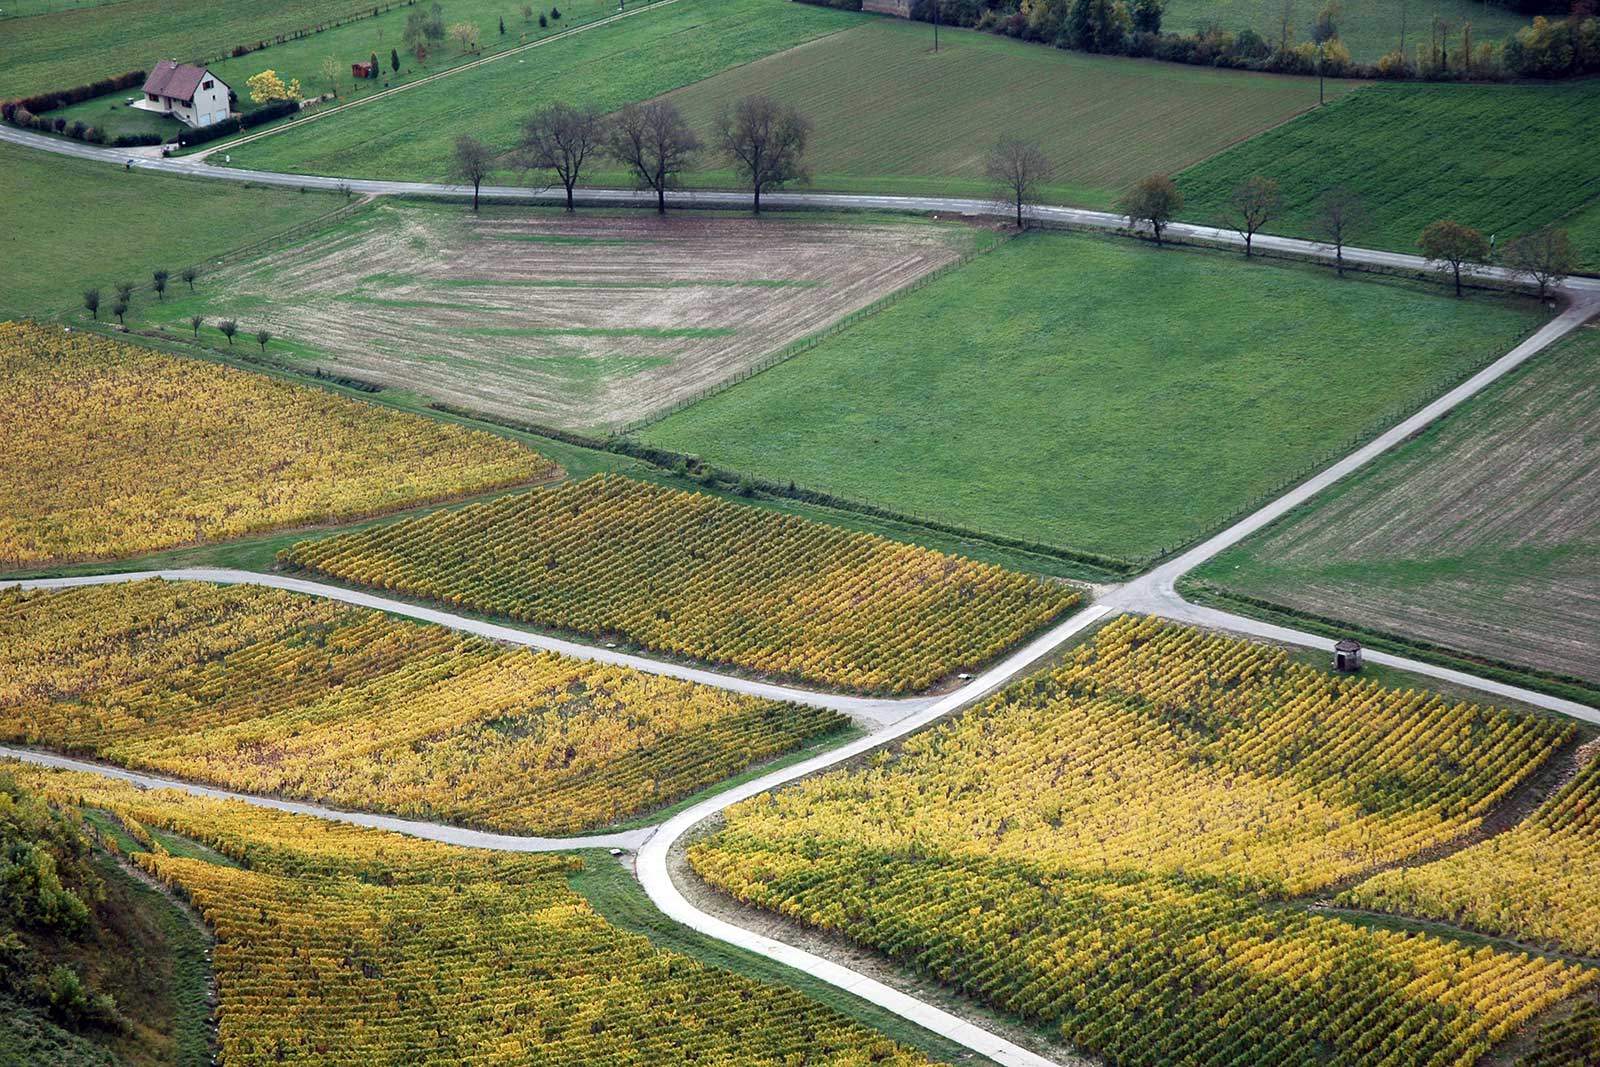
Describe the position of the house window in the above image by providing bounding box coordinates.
[148,93,159,102]
[202,80,213,90]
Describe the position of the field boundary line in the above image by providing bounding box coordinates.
[194,0,682,159]
[2,568,941,726]
[617,228,1017,435]
[0,746,654,852]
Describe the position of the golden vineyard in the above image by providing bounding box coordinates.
[284,474,1080,693]
[1344,746,1600,957]
[9,766,930,1067]
[0,580,847,834]
[0,322,556,567]
[691,616,1591,1067]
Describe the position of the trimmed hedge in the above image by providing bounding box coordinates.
[424,401,1139,576]
[8,70,145,115]
[176,97,299,147]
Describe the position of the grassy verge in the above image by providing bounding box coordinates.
[567,851,999,1066]
[1179,576,1600,712]
[642,228,1547,562]
[0,140,340,321]
[1177,81,1600,271]
[595,727,866,833]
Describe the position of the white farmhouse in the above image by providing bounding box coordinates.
[134,61,231,128]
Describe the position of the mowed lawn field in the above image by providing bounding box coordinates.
[126,200,988,429]
[1,0,395,98]
[1159,0,1529,64]
[645,19,1352,206]
[1191,326,1600,689]
[224,0,861,179]
[0,142,338,321]
[642,232,1546,563]
[43,0,634,143]
[1179,81,1600,269]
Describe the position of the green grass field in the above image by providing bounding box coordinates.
[0,142,340,321]
[1158,0,1530,64]
[2,0,393,98]
[37,0,632,143]
[642,231,1545,563]
[636,19,1351,206]
[1178,81,1600,270]
[223,0,861,179]
[1189,326,1600,693]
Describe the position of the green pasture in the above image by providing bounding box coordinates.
[223,0,862,179]
[632,18,1353,206]
[642,230,1546,563]
[1179,81,1600,270]
[0,141,339,321]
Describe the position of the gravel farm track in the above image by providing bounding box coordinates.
[4,121,1600,1067]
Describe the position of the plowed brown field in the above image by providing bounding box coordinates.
[146,202,980,429]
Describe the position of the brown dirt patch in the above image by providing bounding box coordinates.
[188,203,973,430]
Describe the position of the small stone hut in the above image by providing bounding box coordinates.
[1333,638,1364,673]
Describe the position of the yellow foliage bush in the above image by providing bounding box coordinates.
[0,580,846,834]
[284,474,1081,693]
[9,767,928,1067]
[0,323,557,567]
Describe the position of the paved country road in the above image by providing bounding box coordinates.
[4,123,1598,298]
[0,746,655,852]
[5,120,1600,1067]
[5,569,934,729]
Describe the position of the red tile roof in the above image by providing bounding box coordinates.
[142,60,209,101]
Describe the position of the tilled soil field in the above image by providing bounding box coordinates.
[154,203,978,429]
[1195,326,1600,685]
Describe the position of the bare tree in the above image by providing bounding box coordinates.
[451,135,494,212]
[985,137,1049,229]
[1417,219,1490,297]
[152,269,169,301]
[320,55,342,98]
[1315,185,1365,277]
[607,100,701,215]
[256,328,273,353]
[1227,176,1281,258]
[181,266,198,291]
[115,281,135,304]
[1117,175,1183,247]
[1503,228,1576,302]
[218,319,238,345]
[450,21,481,51]
[520,102,604,212]
[112,300,128,326]
[189,314,204,338]
[714,95,811,215]
[82,288,100,320]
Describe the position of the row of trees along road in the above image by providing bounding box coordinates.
[453,111,1578,301]
[1101,167,1576,299]
[450,96,812,214]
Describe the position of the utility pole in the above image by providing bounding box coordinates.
[932,0,939,52]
